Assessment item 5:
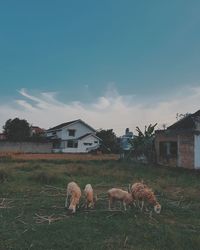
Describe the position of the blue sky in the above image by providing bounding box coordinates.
[0,1,200,134]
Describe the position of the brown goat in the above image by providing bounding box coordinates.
[131,182,161,214]
[108,188,134,211]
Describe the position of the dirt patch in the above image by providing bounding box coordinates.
[1,153,119,161]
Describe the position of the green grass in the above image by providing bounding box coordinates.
[0,159,200,249]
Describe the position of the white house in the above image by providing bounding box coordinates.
[46,119,101,153]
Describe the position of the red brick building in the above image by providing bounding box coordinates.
[155,110,200,169]
[30,126,45,136]
[0,133,6,140]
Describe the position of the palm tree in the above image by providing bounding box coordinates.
[131,123,157,163]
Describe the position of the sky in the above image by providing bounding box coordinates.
[0,0,200,135]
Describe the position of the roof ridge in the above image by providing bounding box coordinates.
[47,119,96,132]
[167,109,200,130]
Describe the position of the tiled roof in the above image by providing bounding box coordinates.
[47,119,79,131]
[46,119,96,132]
[77,133,102,141]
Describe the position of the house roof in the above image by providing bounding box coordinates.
[77,133,102,141]
[167,110,200,130]
[46,119,96,132]
[31,126,45,133]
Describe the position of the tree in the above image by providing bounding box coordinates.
[130,123,157,162]
[176,112,191,121]
[3,118,31,141]
[96,129,120,153]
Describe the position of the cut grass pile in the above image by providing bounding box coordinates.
[0,158,200,250]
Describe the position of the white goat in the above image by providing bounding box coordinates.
[84,184,95,209]
[65,181,81,213]
[108,188,134,211]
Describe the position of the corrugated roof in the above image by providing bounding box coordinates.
[168,110,200,130]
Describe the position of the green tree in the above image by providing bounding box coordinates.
[3,118,31,142]
[176,112,191,121]
[96,129,120,153]
[131,123,157,162]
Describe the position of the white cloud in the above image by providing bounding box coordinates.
[15,100,36,111]
[93,97,110,110]
[0,85,200,135]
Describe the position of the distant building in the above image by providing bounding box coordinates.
[155,110,200,169]
[120,128,134,151]
[119,128,134,159]
[46,119,101,153]
[0,133,6,140]
[30,126,45,136]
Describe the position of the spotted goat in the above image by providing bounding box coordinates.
[131,182,161,214]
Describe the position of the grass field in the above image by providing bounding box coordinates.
[0,156,200,250]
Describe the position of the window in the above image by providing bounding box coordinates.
[67,140,73,147]
[68,129,75,137]
[83,142,92,146]
[53,141,61,149]
[170,142,178,156]
[67,140,78,148]
[159,141,177,157]
[94,141,98,144]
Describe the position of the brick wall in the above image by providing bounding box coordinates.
[155,131,195,169]
[179,134,194,169]
[154,132,178,167]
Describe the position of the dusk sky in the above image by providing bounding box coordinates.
[1,0,200,135]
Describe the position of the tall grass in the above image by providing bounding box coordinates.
[0,168,12,183]
[29,171,61,184]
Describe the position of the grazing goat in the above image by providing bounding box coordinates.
[108,188,134,211]
[65,181,81,213]
[131,182,161,214]
[84,184,95,209]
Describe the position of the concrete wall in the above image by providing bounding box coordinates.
[194,135,200,169]
[53,135,100,153]
[0,141,53,153]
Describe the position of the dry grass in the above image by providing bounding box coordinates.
[3,152,119,161]
[0,159,200,250]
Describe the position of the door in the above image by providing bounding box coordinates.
[194,135,200,169]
